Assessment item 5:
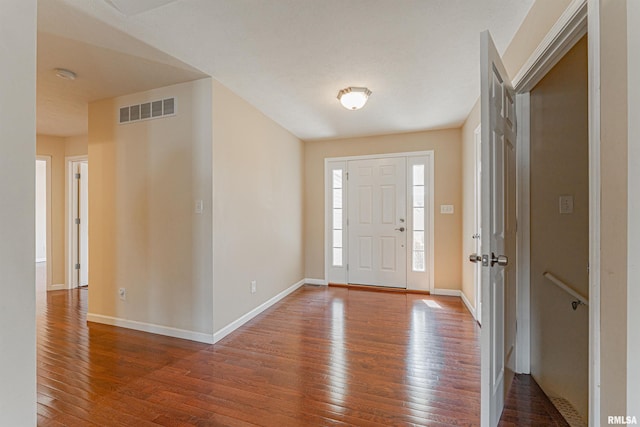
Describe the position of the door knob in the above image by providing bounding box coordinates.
[491,252,508,267]
[469,253,481,263]
[395,227,405,232]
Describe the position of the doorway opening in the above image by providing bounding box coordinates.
[67,156,89,288]
[324,151,434,292]
[35,157,51,292]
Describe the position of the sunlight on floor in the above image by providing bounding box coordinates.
[422,299,442,309]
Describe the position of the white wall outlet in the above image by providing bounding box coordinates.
[559,195,574,214]
[194,199,203,214]
[440,204,454,214]
[119,288,126,301]
[250,280,257,294]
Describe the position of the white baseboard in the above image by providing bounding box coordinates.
[460,290,477,320]
[213,279,306,343]
[431,288,461,297]
[48,283,67,291]
[86,313,215,344]
[304,278,327,286]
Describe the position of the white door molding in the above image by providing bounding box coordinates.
[66,155,88,289]
[587,0,601,422]
[508,0,600,419]
[513,0,587,92]
[324,151,434,292]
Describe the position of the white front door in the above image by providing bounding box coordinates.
[479,30,518,426]
[347,157,407,287]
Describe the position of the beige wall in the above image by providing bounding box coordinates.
[0,0,37,423]
[599,0,629,421]
[627,0,640,415]
[211,79,305,332]
[65,134,88,157]
[36,135,65,286]
[501,0,573,78]
[461,101,480,307]
[529,36,588,419]
[88,78,213,336]
[36,134,88,288]
[304,129,462,291]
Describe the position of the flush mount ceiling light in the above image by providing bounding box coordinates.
[54,68,77,81]
[337,87,371,110]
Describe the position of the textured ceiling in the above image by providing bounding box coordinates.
[37,0,534,139]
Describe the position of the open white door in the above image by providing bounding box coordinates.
[478,31,518,426]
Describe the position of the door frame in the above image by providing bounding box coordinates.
[509,0,600,421]
[324,151,434,292]
[473,125,482,324]
[36,155,52,290]
[66,155,88,289]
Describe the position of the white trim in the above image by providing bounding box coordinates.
[213,279,306,343]
[324,151,434,291]
[87,313,214,344]
[66,155,88,289]
[460,290,477,320]
[628,0,640,416]
[427,153,435,293]
[430,289,461,297]
[509,0,591,382]
[35,258,47,263]
[325,150,435,163]
[36,155,53,290]
[587,0,601,423]
[304,278,328,286]
[473,125,482,325]
[513,0,588,92]
[48,283,67,291]
[515,92,531,374]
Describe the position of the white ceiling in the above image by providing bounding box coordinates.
[37,0,534,140]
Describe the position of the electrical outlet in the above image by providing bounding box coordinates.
[119,288,126,301]
[250,280,257,294]
[559,195,574,214]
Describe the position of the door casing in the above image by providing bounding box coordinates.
[324,151,434,292]
[66,155,88,289]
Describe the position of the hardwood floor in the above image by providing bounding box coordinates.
[37,285,482,426]
[499,375,569,427]
[36,280,566,426]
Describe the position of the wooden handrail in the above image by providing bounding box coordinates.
[543,271,589,306]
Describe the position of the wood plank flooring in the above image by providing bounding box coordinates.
[37,285,481,426]
[35,274,566,426]
[499,375,569,427]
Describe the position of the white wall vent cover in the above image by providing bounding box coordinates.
[119,97,176,125]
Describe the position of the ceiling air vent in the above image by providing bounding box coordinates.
[118,97,176,125]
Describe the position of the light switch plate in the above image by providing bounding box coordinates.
[440,205,454,214]
[559,195,574,214]
[195,199,203,214]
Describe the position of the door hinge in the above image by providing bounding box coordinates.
[75,263,81,270]
[345,172,349,180]
[75,173,81,179]
[75,218,81,225]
